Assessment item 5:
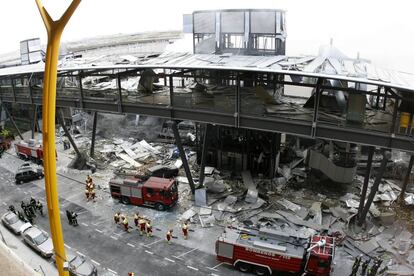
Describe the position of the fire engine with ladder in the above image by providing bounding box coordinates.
[216,226,335,276]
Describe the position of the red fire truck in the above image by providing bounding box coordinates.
[14,140,45,164]
[109,176,178,211]
[216,227,335,276]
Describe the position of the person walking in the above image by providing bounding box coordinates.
[133,213,139,227]
[146,220,153,237]
[123,216,129,232]
[182,221,189,240]
[139,217,146,236]
[36,200,43,216]
[114,212,120,224]
[166,229,173,245]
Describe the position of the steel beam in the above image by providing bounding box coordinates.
[199,124,212,187]
[357,146,374,225]
[172,121,195,194]
[399,154,414,204]
[57,108,81,158]
[31,105,38,139]
[359,150,390,223]
[90,111,98,158]
[311,78,323,138]
[1,102,23,140]
[116,74,123,113]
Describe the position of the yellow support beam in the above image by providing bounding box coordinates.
[34,1,81,275]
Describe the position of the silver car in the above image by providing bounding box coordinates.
[53,251,97,276]
[1,211,32,235]
[22,226,54,258]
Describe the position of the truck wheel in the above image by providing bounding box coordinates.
[254,266,270,276]
[120,196,130,205]
[236,262,251,273]
[155,203,165,211]
[19,180,24,184]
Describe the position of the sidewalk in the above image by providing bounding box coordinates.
[0,239,37,276]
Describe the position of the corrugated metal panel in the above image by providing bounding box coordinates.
[193,12,216,34]
[221,11,245,33]
[251,11,276,34]
[1,52,414,92]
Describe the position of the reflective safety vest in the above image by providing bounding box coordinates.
[123,217,128,224]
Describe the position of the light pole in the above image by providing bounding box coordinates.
[35,1,81,275]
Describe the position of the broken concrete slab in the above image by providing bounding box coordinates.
[276,210,325,231]
[116,153,142,168]
[359,239,379,254]
[205,179,226,194]
[277,199,301,213]
[204,166,215,175]
[199,206,212,216]
[308,202,322,225]
[180,208,197,221]
[245,189,259,204]
[330,206,349,221]
[195,188,207,207]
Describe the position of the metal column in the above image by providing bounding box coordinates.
[399,155,414,204]
[90,111,98,158]
[172,121,195,194]
[31,105,38,139]
[311,78,323,138]
[1,102,23,140]
[57,109,81,158]
[359,150,390,223]
[199,124,212,187]
[357,146,374,225]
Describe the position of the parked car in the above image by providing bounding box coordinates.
[18,162,32,171]
[22,226,54,258]
[53,250,97,276]
[147,165,179,178]
[1,211,31,235]
[15,167,44,184]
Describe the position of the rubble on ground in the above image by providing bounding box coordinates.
[56,114,414,275]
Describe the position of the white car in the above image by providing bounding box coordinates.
[22,226,54,258]
[1,211,32,235]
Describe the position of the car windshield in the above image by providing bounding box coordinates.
[70,256,85,267]
[7,215,19,224]
[33,232,48,245]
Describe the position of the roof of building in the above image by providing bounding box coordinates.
[1,47,414,92]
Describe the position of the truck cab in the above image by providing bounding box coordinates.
[303,235,335,276]
[109,176,178,211]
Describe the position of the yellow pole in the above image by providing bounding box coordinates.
[35,1,81,275]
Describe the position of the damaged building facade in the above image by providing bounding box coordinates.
[1,8,414,275]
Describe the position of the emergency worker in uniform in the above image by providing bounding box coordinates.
[139,217,146,236]
[166,229,173,244]
[114,212,120,224]
[182,221,189,240]
[36,200,43,216]
[123,216,129,232]
[146,220,153,237]
[133,213,139,227]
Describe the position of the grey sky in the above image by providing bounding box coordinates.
[1,0,413,73]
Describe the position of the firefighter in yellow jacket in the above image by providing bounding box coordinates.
[146,220,153,237]
[182,221,189,240]
[123,216,129,232]
[139,217,147,236]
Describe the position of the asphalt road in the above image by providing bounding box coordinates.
[0,153,242,276]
